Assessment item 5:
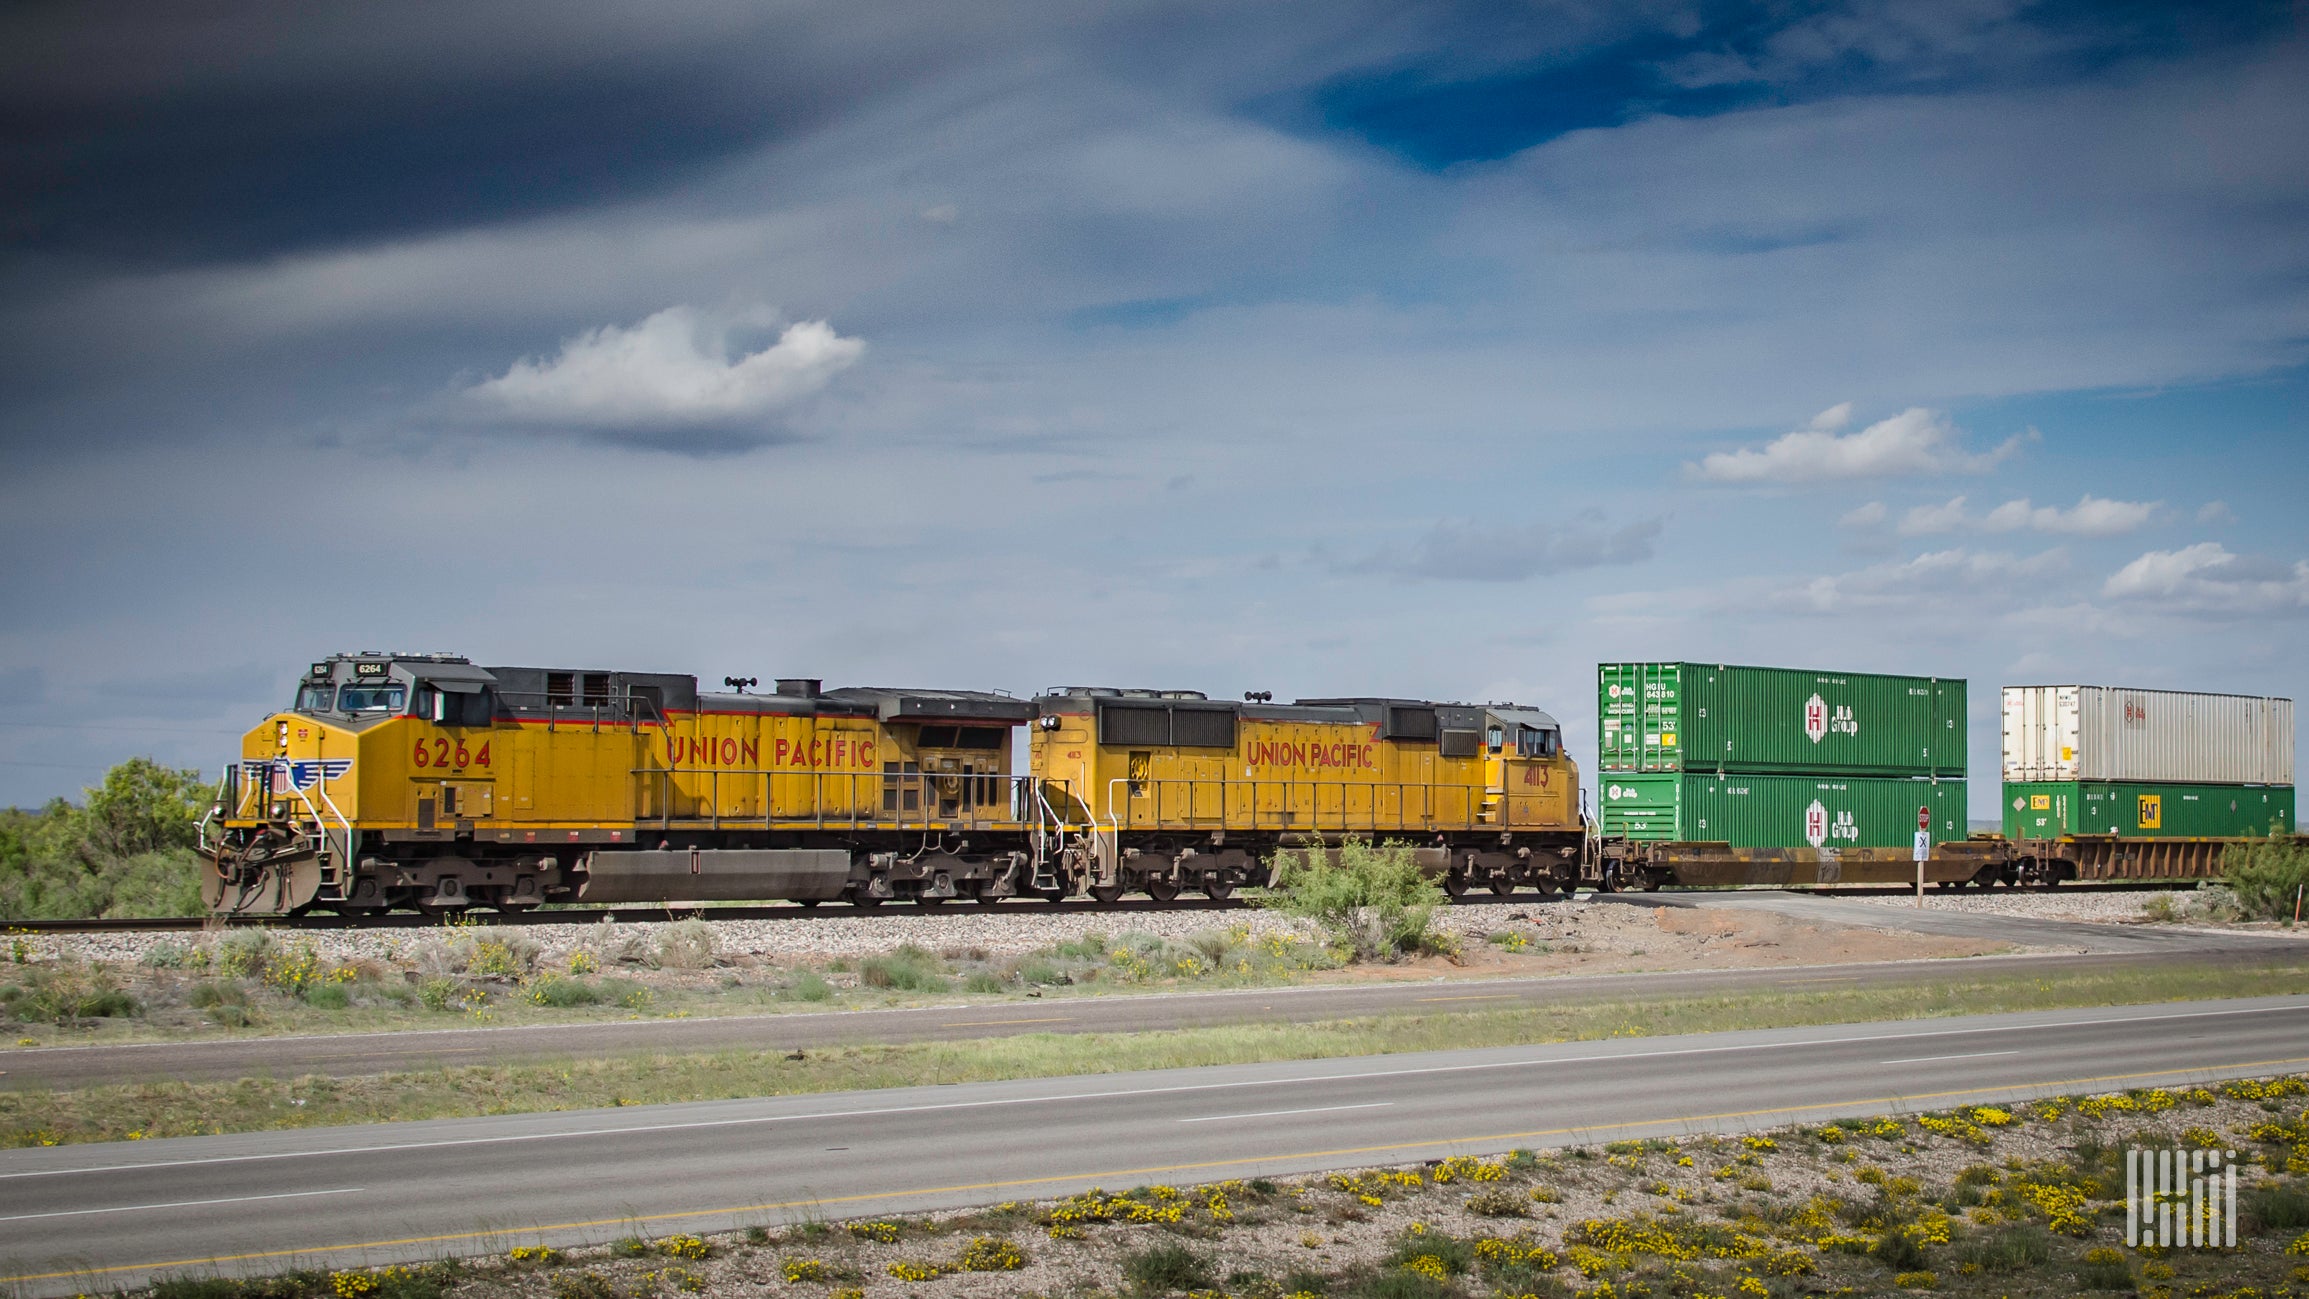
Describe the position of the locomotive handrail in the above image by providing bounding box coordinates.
[1102,774,1494,835]
[629,766,1054,833]
[196,770,230,854]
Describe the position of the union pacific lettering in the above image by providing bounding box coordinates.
[1245,739,1377,771]
[663,734,877,768]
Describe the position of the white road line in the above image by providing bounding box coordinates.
[1881,1050,2021,1065]
[0,1188,362,1223]
[1179,1102,1393,1124]
[7,1000,2301,1182]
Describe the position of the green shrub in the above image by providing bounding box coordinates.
[1385,1228,1472,1274]
[418,978,461,1011]
[784,971,835,1002]
[526,975,604,1008]
[2224,834,2309,920]
[1122,1240,1214,1294]
[2073,1247,2132,1290]
[302,983,351,1010]
[189,980,247,1009]
[1340,1269,1456,1299]
[16,963,139,1023]
[0,759,209,919]
[547,1273,620,1299]
[1257,837,1446,962]
[1014,958,1067,985]
[2245,1181,2309,1230]
[215,929,275,977]
[1870,1225,1930,1271]
[963,970,1005,994]
[1949,1224,2054,1273]
[142,940,200,969]
[861,945,949,992]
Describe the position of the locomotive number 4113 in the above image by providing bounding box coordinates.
[412,738,492,770]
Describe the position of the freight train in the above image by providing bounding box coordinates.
[200,652,2294,916]
[203,653,1586,915]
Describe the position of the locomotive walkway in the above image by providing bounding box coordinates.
[2,993,2304,1296]
[0,896,2297,1092]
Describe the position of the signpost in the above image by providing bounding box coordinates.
[1914,805,1932,907]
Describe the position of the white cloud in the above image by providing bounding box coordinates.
[1839,500,1887,528]
[1898,496,1973,535]
[1982,494,2158,535]
[2103,542,2309,615]
[1900,493,2158,536]
[1690,407,2026,483]
[464,306,863,443]
[2197,500,2234,524]
[1771,546,2069,613]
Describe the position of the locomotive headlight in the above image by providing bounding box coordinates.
[1038,716,1061,731]
[277,720,290,748]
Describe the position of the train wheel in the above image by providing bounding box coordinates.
[851,896,884,910]
[1144,878,1180,903]
[916,895,948,908]
[1489,875,1516,898]
[1442,871,1470,899]
[1089,882,1126,904]
[1201,875,1234,901]
[1639,872,1664,893]
[1039,884,1072,903]
[974,892,1002,908]
[796,899,821,909]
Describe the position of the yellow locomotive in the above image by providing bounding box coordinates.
[1033,690,1586,901]
[208,653,1047,914]
[204,653,1588,914]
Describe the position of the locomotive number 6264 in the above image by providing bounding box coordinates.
[412,738,491,770]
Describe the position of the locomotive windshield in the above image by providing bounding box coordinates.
[294,684,335,713]
[338,685,407,714]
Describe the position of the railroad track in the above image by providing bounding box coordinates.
[5,880,2196,934]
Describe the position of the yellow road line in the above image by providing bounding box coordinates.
[11,1053,2306,1285]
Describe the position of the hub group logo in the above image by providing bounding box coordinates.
[2126,1147,2237,1248]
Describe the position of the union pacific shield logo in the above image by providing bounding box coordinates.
[248,759,352,792]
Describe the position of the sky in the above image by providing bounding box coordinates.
[2,0,2304,818]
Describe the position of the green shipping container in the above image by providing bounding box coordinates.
[1598,662,1966,777]
[2002,781,2295,840]
[1599,773,1967,848]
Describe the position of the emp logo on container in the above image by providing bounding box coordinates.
[2126,1148,2237,1248]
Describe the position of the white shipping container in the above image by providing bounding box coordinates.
[2002,686,2295,786]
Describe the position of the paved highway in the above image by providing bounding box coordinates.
[2,994,2304,1296]
[5,896,2296,1092]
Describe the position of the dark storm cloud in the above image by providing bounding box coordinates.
[1285,0,2294,167]
[0,2,955,263]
